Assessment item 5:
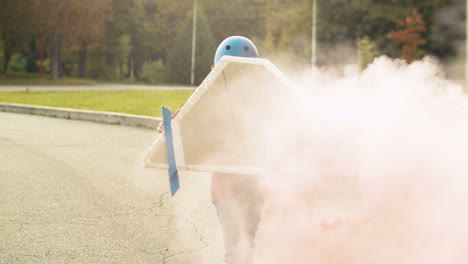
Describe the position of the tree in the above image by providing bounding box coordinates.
[262,0,310,65]
[18,0,111,79]
[167,6,215,84]
[32,0,70,79]
[0,0,32,73]
[152,0,193,61]
[358,36,379,70]
[0,0,458,78]
[202,0,268,45]
[115,34,132,78]
[350,0,450,59]
[388,9,427,63]
[428,0,464,59]
[106,0,151,79]
[67,0,112,78]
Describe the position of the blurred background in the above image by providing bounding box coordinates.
[0,0,465,85]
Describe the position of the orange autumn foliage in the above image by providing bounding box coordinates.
[388,9,427,63]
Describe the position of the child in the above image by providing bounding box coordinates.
[212,172,264,264]
[161,36,265,264]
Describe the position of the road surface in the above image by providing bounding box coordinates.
[0,112,223,264]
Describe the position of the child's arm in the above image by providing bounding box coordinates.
[157,109,181,133]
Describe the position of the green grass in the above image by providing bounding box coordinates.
[0,72,96,85]
[0,72,190,86]
[0,90,193,117]
[0,72,97,85]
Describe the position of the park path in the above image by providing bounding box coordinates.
[0,84,194,92]
[0,112,223,264]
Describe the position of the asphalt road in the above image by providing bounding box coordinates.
[0,84,194,92]
[0,112,223,264]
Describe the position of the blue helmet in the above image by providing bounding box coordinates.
[214,36,259,64]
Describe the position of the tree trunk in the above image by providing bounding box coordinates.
[39,35,44,80]
[78,39,87,78]
[1,33,12,73]
[130,55,134,79]
[58,36,62,77]
[2,51,11,73]
[50,33,62,80]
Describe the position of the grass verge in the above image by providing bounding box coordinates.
[0,72,97,85]
[0,72,188,86]
[0,90,193,117]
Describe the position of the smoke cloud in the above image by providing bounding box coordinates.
[253,56,468,263]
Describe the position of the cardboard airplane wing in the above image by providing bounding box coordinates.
[144,56,293,174]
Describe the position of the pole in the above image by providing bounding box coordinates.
[190,0,198,86]
[311,0,317,67]
[39,34,44,80]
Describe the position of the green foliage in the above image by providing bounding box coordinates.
[0,38,4,70]
[349,0,451,59]
[7,53,27,72]
[153,0,193,61]
[87,42,117,79]
[140,60,168,84]
[430,0,464,59]
[358,36,379,70]
[115,34,132,78]
[1,72,43,78]
[167,7,215,85]
[265,0,310,60]
[202,0,267,44]
[0,0,459,80]
[35,58,50,74]
[25,40,39,73]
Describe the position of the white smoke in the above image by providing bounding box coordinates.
[254,56,468,263]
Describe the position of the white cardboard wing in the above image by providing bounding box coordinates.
[144,56,294,174]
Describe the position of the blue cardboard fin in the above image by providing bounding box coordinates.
[162,106,180,196]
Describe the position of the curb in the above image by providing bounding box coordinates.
[0,103,161,130]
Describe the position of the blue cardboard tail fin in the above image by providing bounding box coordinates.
[162,106,180,196]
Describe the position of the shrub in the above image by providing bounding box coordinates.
[87,42,117,79]
[140,59,168,84]
[7,53,27,72]
[358,37,379,71]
